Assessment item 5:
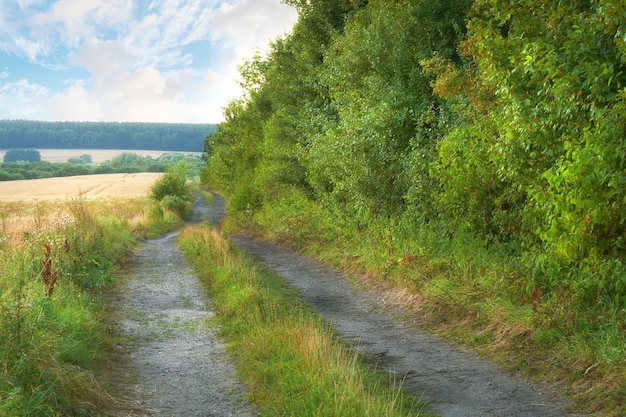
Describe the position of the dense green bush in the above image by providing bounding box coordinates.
[203,0,626,308]
[150,161,193,219]
[3,149,41,162]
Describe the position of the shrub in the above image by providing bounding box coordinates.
[149,161,192,203]
[3,149,41,162]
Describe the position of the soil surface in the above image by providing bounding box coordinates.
[109,194,254,416]
[111,192,584,417]
[0,172,161,201]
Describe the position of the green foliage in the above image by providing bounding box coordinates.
[204,0,626,307]
[307,0,470,219]
[431,0,626,303]
[0,153,204,182]
[150,161,193,219]
[0,120,214,152]
[200,0,626,411]
[3,149,41,162]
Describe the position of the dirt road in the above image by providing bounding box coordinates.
[218,188,582,417]
[111,192,582,416]
[110,194,254,416]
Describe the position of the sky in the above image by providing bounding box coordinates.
[0,0,298,123]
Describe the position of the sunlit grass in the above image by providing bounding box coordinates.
[0,189,191,415]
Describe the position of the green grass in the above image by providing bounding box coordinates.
[0,177,194,415]
[178,224,432,416]
[0,199,137,416]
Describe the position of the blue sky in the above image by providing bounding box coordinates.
[0,0,298,123]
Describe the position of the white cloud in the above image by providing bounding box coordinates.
[45,84,102,120]
[0,0,298,122]
[30,0,132,41]
[204,0,298,111]
[0,78,50,119]
[212,0,298,60]
[13,36,45,61]
[46,40,202,122]
[73,39,135,75]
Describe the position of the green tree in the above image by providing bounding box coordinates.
[432,0,626,302]
[307,0,471,220]
[3,149,41,163]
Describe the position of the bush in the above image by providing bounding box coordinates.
[4,149,41,162]
[161,195,192,219]
[150,161,192,203]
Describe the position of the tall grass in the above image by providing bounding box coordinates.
[178,225,430,416]
[0,198,138,416]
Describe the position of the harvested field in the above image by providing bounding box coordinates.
[0,173,161,202]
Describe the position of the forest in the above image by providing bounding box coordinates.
[0,120,215,152]
[204,0,626,309]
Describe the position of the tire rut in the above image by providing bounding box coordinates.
[111,192,584,417]
[110,199,254,416]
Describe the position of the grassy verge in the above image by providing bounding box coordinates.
[0,198,141,416]
[221,191,626,417]
[0,170,194,415]
[178,224,432,416]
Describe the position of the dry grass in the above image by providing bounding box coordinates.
[0,173,161,202]
[0,196,147,249]
[0,174,156,248]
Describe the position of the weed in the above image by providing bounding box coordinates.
[0,198,144,415]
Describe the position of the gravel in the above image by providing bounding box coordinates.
[109,193,255,416]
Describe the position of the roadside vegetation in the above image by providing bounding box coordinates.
[178,223,431,417]
[202,1,626,415]
[0,164,191,416]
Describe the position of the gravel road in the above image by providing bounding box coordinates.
[231,235,583,417]
[109,193,254,416]
[111,192,583,417]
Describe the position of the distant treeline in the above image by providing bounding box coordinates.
[0,152,205,181]
[0,120,216,152]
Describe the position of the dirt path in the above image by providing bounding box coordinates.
[110,196,254,416]
[111,192,583,416]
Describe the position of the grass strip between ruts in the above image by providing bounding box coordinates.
[178,224,433,417]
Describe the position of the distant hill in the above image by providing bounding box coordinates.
[0,120,216,152]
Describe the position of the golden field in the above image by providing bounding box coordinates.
[0,172,161,202]
[0,173,156,249]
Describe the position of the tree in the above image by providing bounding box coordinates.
[430,0,626,301]
[3,149,41,162]
[307,0,471,219]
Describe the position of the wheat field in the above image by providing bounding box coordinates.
[0,173,157,249]
[0,172,161,202]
